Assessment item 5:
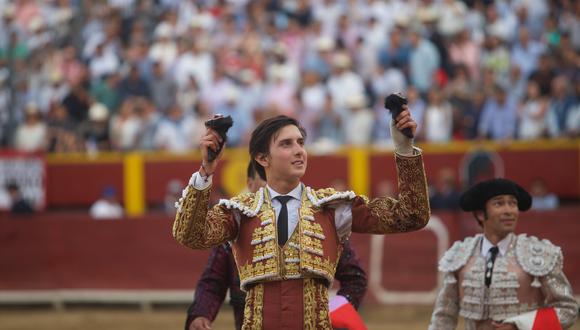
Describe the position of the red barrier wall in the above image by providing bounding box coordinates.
[1,209,579,304]
[43,145,580,209]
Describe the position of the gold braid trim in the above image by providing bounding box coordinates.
[303,279,332,330]
[303,278,317,330]
[242,283,264,330]
[172,186,236,249]
[366,152,430,233]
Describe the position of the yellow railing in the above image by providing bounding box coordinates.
[44,139,580,216]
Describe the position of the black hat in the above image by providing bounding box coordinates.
[459,178,532,212]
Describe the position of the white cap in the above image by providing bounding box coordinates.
[417,7,439,23]
[394,14,410,27]
[3,4,15,18]
[332,53,351,68]
[270,65,285,80]
[29,16,44,31]
[89,103,109,121]
[272,42,287,55]
[316,37,335,51]
[25,102,40,115]
[239,69,257,83]
[154,23,173,39]
[224,87,239,102]
[346,93,367,109]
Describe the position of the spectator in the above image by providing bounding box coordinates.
[163,179,183,216]
[530,178,559,210]
[460,89,485,141]
[378,27,411,72]
[0,0,579,155]
[80,102,111,153]
[429,167,461,211]
[149,61,176,112]
[110,99,141,151]
[517,80,549,140]
[153,103,203,153]
[528,53,556,97]
[422,87,453,143]
[62,82,91,124]
[445,65,476,138]
[408,26,440,95]
[326,52,365,111]
[148,22,177,71]
[478,85,517,140]
[46,102,81,152]
[90,186,123,219]
[343,93,373,146]
[135,99,162,151]
[88,40,120,80]
[5,182,34,215]
[510,26,546,79]
[119,64,151,102]
[14,103,47,152]
[546,75,576,138]
[449,28,481,82]
[90,73,122,114]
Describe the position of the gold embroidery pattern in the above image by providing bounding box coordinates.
[303,279,332,330]
[172,185,241,249]
[367,154,430,234]
[239,204,280,289]
[239,257,279,290]
[299,189,337,284]
[236,186,340,288]
[303,278,317,330]
[242,284,264,330]
[172,186,224,249]
[204,206,237,247]
[283,231,302,278]
[316,280,332,329]
[301,253,335,284]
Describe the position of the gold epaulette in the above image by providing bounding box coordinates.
[305,186,359,207]
[217,188,264,217]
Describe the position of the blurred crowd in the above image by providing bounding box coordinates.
[0,0,579,155]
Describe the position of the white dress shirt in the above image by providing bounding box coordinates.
[481,234,512,257]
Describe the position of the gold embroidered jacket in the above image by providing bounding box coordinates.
[173,151,429,285]
[429,233,578,330]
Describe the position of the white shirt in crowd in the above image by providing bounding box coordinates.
[90,199,124,219]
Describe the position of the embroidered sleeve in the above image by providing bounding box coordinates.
[428,272,460,330]
[172,184,238,249]
[540,253,579,328]
[351,151,430,234]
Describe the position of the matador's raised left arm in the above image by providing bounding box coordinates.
[351,149,431,234]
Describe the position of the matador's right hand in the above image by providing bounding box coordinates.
[190,316,212,330]
[200,117,225,176]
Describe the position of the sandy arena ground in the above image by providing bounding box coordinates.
[1,305,579,330]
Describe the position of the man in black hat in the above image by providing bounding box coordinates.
[429,178,578,330]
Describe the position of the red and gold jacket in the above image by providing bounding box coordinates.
[174,150,430,329]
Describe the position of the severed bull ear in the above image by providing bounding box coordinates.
[384,93,413,138]
[204,115,233,161]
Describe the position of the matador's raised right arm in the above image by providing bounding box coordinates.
[172,173,238,249]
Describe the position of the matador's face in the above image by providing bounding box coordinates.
[482,194,519,238]
[262,125,307,185]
